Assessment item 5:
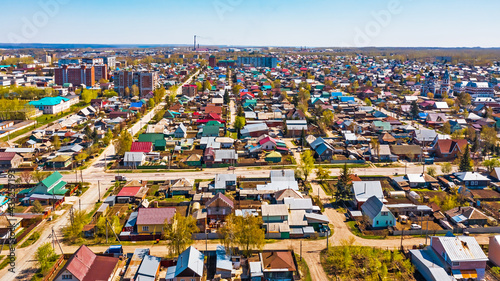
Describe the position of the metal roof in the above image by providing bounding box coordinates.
[435,236,488,262]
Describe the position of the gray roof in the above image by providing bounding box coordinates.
[413,129,437,142]
[409,249,452,281]
[214,149,238,162]
[361,196,390,219]
[270,170,295,182]
[136,255,161,280]
[435,236,487,262]
[175,246,204,277]
[283,198,313,210]
[352,181,384,203]
[213,173,237,190]
[216,245,232,271]
[241,123,268,135]
[261,204,288,217]
[124,152,146,162]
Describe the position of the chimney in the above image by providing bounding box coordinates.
[364,183,366,194]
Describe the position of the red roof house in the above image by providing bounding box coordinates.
[130,142,153,153]
[54,245,119,281]
[136,207,176,235]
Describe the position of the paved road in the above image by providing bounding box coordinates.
[0,71,202,280]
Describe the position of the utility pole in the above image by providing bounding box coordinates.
[98,180,101,202]
[300,240,302,260]
[79,199,81,211]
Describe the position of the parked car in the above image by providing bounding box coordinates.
[410,224,422,230]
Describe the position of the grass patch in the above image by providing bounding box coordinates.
[20,231,41,248]
[315,163,370,168]
[0,256,14,271]
[295,254,312,281]
[346,221,385,240]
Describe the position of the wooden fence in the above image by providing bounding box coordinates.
[42,255,65,281]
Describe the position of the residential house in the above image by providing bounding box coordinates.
[0,152,22,170]
[262,204,290,239]
[489,235,500,267]
[136,207,176,235]
[169,178,194,196]
[54,245,119,281]
[184,154,202,167]
[390,145,422,161]
[130,142,153,153]
[445,207,489,226]
[309,137,334,161]
[241,123,269,138]
[22,171,67,205]
[206,192,234,221]
[351,181,385,209]
[429,236,487,280]
[165,246,205,281]
[433,139,468,161]
[116,180,148,204]
[135,255,161,281]
[361,196,396,228]
[47,155,72,168]
[260,251,297,281]
[372,121,392,133]
[174,123,187,138]
[412,129,437,145]
[286,120,308,137]
[453,172,490,189]
[406,173,439,188]
[210,174,237,194]
[123,152,146,167]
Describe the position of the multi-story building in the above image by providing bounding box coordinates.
[237,56,278,68]
[54,65,95,86]
[57,59,80,66]
[99,56,116,69]
[114,70,159,96]
[93,64,108,82]
[182,84,197,97]
[209,55,216,68]
[81,58,104,65]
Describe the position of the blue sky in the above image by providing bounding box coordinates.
[2,0,500,47]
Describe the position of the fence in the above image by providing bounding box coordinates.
[42,255,65,281]
[391,226,500,236]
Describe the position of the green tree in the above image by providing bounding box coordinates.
[442,122,451,134]
[103,129,114,146]
[33,171,50,183]
[321,110,334,127]
[459,144,473,172]
[32,200,45,213]
[300,150,315,182]
[220,214,265,257]
[163,213,198,257]
[36,242,57,272]
[53,135,61,150]
[236,106,244,117]
[410,100,419,119]
[426,166,437,178]
[234,116,246,137]
[114,130,132,156]
[223,89,230,104]
[81,89,98,104]
[131,84,139,97]
[370,138,380,162]
[364,98,372,106]
[441,162,453,174]
[483,158,500,173]
[335,163,353,204]
[62,210,88,243]
[316,166,330,183]
[74,152,88,163]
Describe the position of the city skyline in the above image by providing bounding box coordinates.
[2,0,500,48]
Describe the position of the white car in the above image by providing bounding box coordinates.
[410,224,422,230]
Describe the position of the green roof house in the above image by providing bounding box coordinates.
[30,171,68,196]
[265,151,282,163]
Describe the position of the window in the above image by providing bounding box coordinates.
[376,220,379,225]
[62,275,73,280]
[142,226,149,232]
[381,212,388,216]
[452,262,460,266]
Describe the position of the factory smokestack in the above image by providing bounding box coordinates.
[194,35,197,51]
